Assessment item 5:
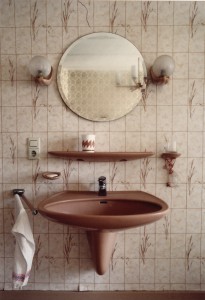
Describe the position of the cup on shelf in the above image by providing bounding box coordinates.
[164,140,177,153]
[82,134,95,152]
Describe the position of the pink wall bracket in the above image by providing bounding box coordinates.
[161,152,181,187]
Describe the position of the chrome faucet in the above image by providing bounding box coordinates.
[98,176,107,196]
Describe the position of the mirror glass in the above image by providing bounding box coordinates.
[57,33,147,121]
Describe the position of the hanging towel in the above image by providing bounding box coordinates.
[11,194,35,289]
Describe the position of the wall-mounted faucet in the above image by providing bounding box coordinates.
[98,176,107,196]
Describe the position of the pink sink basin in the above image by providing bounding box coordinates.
[38,190,169,231]
[38,190,169,275]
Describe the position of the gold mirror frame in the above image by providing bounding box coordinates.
[57,33,147,122]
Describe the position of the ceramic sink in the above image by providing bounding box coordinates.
[38,190,168,231]
[38,190,169,275]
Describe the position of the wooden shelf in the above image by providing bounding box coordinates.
[48,151,154,162]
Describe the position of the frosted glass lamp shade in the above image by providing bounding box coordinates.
[29,56,51,77]
[150,55,175,84]
[28,56,53,85]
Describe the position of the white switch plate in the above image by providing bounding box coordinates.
[28,138,40,160]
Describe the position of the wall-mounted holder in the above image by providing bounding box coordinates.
[42,172,61,180]
[161,152,181,187]
[13,189,38,215]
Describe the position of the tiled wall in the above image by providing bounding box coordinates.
[0,0,205,291]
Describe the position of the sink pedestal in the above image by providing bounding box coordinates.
[87,231,117,275]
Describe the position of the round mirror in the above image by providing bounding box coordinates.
[57,33,147,121]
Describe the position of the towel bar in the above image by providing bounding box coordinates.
[13,189,38,215]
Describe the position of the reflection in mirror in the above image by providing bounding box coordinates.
[57,33,147,121]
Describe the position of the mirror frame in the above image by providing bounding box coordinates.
[57,32,147,122]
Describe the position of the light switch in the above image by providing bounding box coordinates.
[30,140,38,147]
[28,138,40,160]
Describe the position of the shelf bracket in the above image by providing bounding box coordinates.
[161,152,181,187]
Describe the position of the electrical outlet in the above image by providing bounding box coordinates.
[28,138,40,160]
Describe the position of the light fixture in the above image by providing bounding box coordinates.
[28,56,53,86]
[150,55,175,84]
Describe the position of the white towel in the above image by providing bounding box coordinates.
[11,194,35,289]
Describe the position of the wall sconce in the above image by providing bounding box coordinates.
[28,56,53,86]
[150,55,175,84]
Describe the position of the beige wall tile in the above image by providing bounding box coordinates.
[125,259,139,283]
[1,28,16,54]
[157,106,172,132]
[155,258,170,283]
[47,27,63,54]
[93,1,109,27]
[173,53,188,79]
[173,2,190,25]
[142,26,157,52]
[170,258,185,283]
[173,106,188,132]
[174,26,189,52]
[15,0,30,27]
[140,259,155,283]
[158,2,173,26]
[16,28,32,54]
[158,26,173,53]
[0,1,15,27]
[189,53,205,79]
[78,0,93,27]
[2,82,16,106]
[171,234,186,258]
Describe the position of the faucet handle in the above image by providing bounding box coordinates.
[98,176,106,184]
[98,176,107,196]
